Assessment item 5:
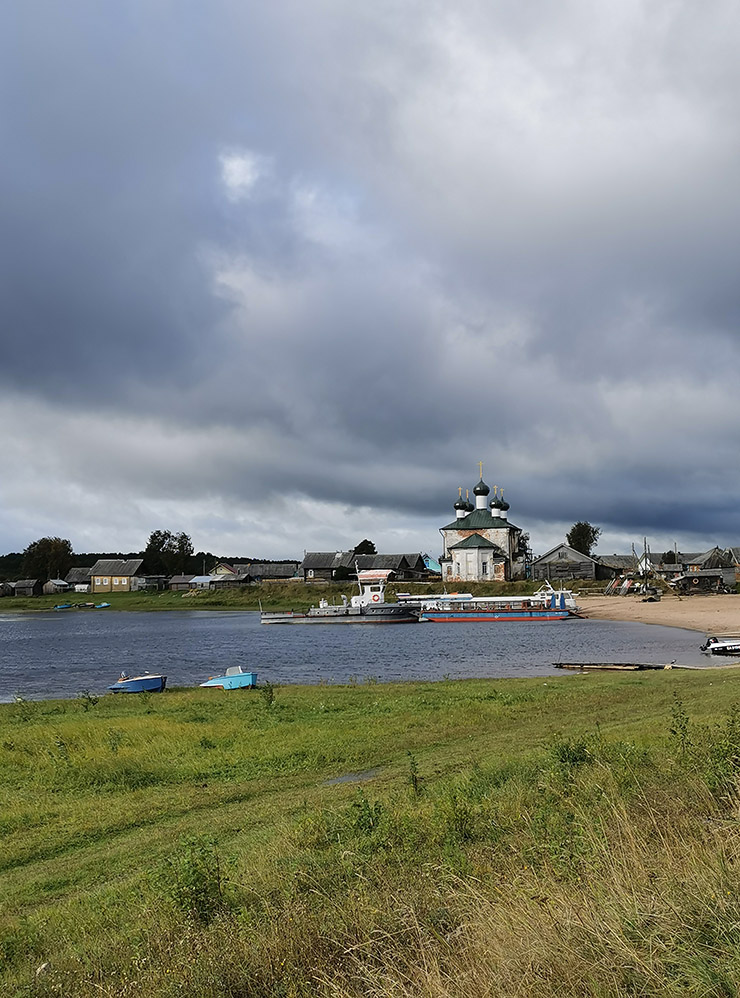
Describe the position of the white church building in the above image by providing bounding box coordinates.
[439,472,528,582]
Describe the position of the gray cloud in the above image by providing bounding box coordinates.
[1,1,739,557]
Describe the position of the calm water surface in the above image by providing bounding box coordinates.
[0,610,709,701]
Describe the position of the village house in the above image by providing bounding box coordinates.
[300,552,430,583]
[90,559,143,594]
[65,567,92,592]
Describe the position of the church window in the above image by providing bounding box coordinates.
[481,562,487,575]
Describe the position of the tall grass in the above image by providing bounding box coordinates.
[3,675,740,995]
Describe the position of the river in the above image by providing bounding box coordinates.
[0,610,710,701]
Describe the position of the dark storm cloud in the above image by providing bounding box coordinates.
[2,0,740,553]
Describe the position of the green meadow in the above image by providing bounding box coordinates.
[3,670,740,996]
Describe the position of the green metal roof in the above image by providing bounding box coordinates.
[441,509,517,531]
[448,534,505,552]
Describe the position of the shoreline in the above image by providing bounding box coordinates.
[578,592,740,635]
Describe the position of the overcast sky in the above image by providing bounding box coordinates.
[2,1,739,560]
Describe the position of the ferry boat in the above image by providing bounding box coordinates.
[395,582,581,622]
[261,570,419,625]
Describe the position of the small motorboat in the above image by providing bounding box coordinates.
[200,666,257,690]
[108,672,167,693]
[700,636,740,657]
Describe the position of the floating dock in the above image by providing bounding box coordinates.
[554,662,670,671]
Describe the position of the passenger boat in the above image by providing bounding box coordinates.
[700,635,740,656]
[396,582,581,622]
[200,666,258,689]
[108,672,167,693]
[261,570,419,625]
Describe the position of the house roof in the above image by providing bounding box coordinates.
[14,579,40,587]
[597,554,637,570]
[169,575,195,584]
[65,567,92,584]
[532,543,600,565]
[448,534,505,554]
[90,559,144,576]
[690,547,735,569]
[301,552,344,570]
[235,562,299,577]
[441,509,518,531]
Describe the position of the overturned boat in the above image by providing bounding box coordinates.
[261,570,419,625]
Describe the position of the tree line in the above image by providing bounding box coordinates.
[0,531,288,582]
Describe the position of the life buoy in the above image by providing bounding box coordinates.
[693,578,699,586]
[371,594,380,602]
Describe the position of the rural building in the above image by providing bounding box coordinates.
[169,575,195,591]
[210,573,253,589]
[42,579,70,595]
[14,579,43,597]
[439,474,529,582]
[65,567,92,592]
[300,552,431,582]
[532,544,607,581]
[90,559,143,594]
[300,552,345,582]
[209,561,300,582]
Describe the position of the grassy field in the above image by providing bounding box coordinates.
[3,670,740,996]
[1,578,610,614]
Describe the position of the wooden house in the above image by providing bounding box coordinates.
[14,579,43,597]
[43,579,70,595]
[90,559,143,594]
[65,567,92,592]
[532,544,605,581]
[209,573,253,590]
[300,552,345,582]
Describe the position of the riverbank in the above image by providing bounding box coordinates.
[579,592,740,634]
[4,672,740,996]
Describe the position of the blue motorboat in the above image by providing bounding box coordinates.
[108,672,167,693]
[200,666,257,690]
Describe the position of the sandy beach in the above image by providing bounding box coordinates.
[579,592,740,635]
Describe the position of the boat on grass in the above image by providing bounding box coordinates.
[54,601,110,610]
[108,672,167,693]
[396,582,581,622]
[261,570,418,625]
[200,666,257,689]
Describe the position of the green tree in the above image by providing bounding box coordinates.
[22,537,74,580]
[353,539,377,556]
[144,530,194,575]
[566,522,601,557]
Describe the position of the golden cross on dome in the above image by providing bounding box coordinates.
[478,460,483,479]
[458,487,462,498]
[493,485,498,496]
